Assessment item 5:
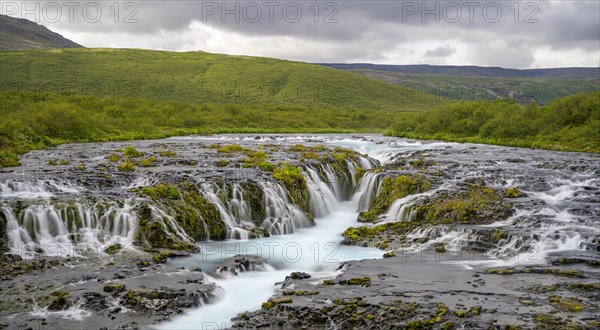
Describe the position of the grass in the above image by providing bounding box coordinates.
[385,91,600,153]
[0,48,437,110]
[355,70,600,105]
[0,91,430,166]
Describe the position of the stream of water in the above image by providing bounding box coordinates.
[1,134,598,328]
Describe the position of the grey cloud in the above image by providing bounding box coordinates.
[2,0,597,68]
[424,45,455,58]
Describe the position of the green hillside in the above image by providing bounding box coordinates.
[352,70,599,105]
[385,91,600,153]
[0,48,437,110]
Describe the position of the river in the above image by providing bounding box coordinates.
[1,134,598,329]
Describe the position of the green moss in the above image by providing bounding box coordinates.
[455,310,468,318]
[535,313,564,328]
[291,144,309,152]
[48,290,70,311]
[152,251,176,263]
[103,283,126,293]
[217,144,249,153]
[487,267,584,278]
[435,244,446,253]
[124,146,142,158]
[118,160,135,172]
[216,159,229,167]
[141,183,180,200]
[366,314,375,320]
[344,277,371,286]
[411,159,424,167]
[468,305,482,315]
[322,279,335,285]
[158,150,177,157]
[487,268,516,275]
[549,296,585,312]
[418,185,508,224]
[343,221,421,246]
[139,156,157,167]
[359,174,431,221]
[137,260,151,267]
[491,229,509,243]
[504,187,522,198]
[261,297,292,310]
[48,159,71,165]
[383,252,397,258]
[273,164,308,208]
[104,243,122,254]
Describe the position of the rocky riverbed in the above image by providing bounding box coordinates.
[1,134,598,329]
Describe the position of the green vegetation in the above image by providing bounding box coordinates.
[124,146,142,158]
[141,183,180,200]
[0,48,440,166]
[217,144,249,153]
[261,297,293,310]
[385,92,600,153]
[103,283,126,293]
[487,267,584,278]
[0,48,434,109]
[355,69,600,105]
[344,183,514,247]
[0,91,426,166]
[48,290,70,311]
[107,153,122,162]
[359,174,431,221]
[118,161,135,172]
[413,185,510,224]
[48,159,71,166]
[549,295,585,312]
[503,187,522,198]
[273,164,308,207]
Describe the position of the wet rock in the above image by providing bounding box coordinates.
[124,287,211,315]
[286,272,311,280]
[82,292,109,312]
[216,255,268,275]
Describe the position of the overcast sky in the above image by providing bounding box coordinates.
[3,0,599,68]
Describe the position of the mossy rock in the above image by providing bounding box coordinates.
[273,164,308,209]
[103,283,126,293]
[503,187,523,198]
[48,290,70,311]
[340,277,371,286]
[104,243,122,254]
[412,184,514,225]
[359,174,431,222]
[261,297,293,310]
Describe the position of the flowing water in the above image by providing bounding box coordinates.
[1,134,598,328]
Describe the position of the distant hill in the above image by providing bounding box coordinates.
[0,48,438,110]
[0,14,82,50]
[318,64,599,105]
[318,63,600,79]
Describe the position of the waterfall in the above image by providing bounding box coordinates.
[352,172,383,212]
[303,166,339,217]
[260,182,312,235]
[199,182,252,240]
[0,179,79,198]
[0,146,378,257]
[2,200,137,258]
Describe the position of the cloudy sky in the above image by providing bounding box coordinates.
[3,0,599,68]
